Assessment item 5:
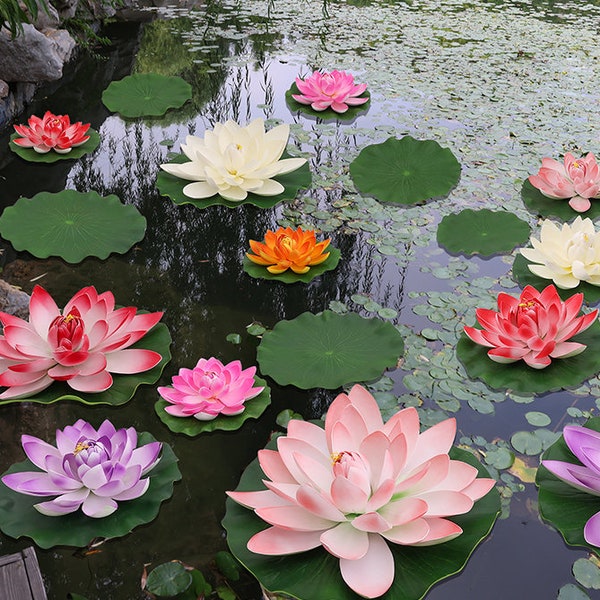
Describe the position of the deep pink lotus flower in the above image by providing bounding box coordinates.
[543,425,600,547]
[228,385,494,599]
[464,285,598,369]
[1,419,161,518]
[158,357,264,420]
[0,285,163,399]
[13,111,91,154]
[529,152,600,212]
[292,70,368,114]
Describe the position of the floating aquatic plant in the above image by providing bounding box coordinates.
[10,129,100,163]
[522,180,600,222]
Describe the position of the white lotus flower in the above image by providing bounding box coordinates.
[160,118,306,202]
[520,217,600,288]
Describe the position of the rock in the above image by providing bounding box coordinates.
[0,80,8,98]
[51,0,79,20]
[24,0,61,29]
[0,280,30,321]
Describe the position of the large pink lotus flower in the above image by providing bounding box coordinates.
[0,285,163,399]
[13,111,91,154]
[228,385,494,599]
[158,357,263,420]
[529,152,600,212]
[1,419,161,518]
[464,284,598,369]
[543,425,600,547]
[292,70,368,114]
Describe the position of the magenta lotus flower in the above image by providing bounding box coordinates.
[158,357,264,420]
[1,419,161,518]
[228,385,495,599]
[13,111,91,154]
[464,285,598,369]
[529,152,600,212]
[0,285,163,399]
[543,425,600,547]
[292,70,368,114]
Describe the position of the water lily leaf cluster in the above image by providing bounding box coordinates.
[9,129,100,163]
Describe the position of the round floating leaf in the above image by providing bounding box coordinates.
[512,254,600,305]
[146,562,192,596]
[243,248,340,284]
[456,319,600,394]
[154,378,271,436]
[102,73,192,117]
[284,82,370,122]
[156,153,311,210]
[0,190,147,263]
[223,440,499,600]
[522,180,600,222]
[0,432,181,549]
[349,136,461,204]
[257,311,404,389]
[437,209,530,256]
[537,417,600,554]
[0,323,171,407]
[9,129,100,163]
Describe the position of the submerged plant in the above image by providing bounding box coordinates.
[292,70,368,113]
[464,284,598,369]
[228,385,495,599]
[1,419,161,518]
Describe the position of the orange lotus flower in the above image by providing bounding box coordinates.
[247,227,331,274]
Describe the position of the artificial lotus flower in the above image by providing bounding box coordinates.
[292,70,368,114]
[13,111,91,154]
[246,226,331,274]
[520,217,600,289]
[529,152,600,212]
[1,419,161,518]
[160,118,306,202]
[228,385,495,599]
[464,284,598,369]
[157,357,264,420]
[542,425,600,547]
[0,285,163,399]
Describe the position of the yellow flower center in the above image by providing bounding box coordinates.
[74,442,90,455]
[281,236,294,251]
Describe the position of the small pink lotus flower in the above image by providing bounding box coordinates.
[464,285,598,369]
[1,419,161,518]
[158,357,264,420]
[13,111,91,154]
[0,285,163,399]
[228,385,494,599]
[292,70,368,114]
[529,152,600,212]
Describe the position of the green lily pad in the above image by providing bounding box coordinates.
[223,441,499,600]
[145,562,193,596]
[102,73,192,117]
[456,319,600,394]
[0,431,181,549]
[154,378,271,436]
[285,82,370,122]
[256,311,404,389]
[243,248,341,284]
[437,209,530,256]
[156,153,311,209]
[512,254,600,305]
[9,129,100,163]
[0,190,147,263]
[349,136,461,204]
[522,180,600,221]
[0,323,171,407]
[537,417,600,553]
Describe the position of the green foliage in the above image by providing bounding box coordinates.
[0,0,49,38]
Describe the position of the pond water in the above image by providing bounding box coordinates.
[0,0,600,598]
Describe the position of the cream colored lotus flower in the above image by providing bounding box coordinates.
[160,118,306,202]
[520,217,600,288]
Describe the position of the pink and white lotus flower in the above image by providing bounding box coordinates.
[529,152,600,213]
[0,285,163,399]
[13,111,91,154]
[228,385,495,599]
[158,357,264,420]
[292,70,368,113]
[1,419,161,518]
[464,284,598,369]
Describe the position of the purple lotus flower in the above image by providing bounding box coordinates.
[543,425,600,546]
[2,419,162,518]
